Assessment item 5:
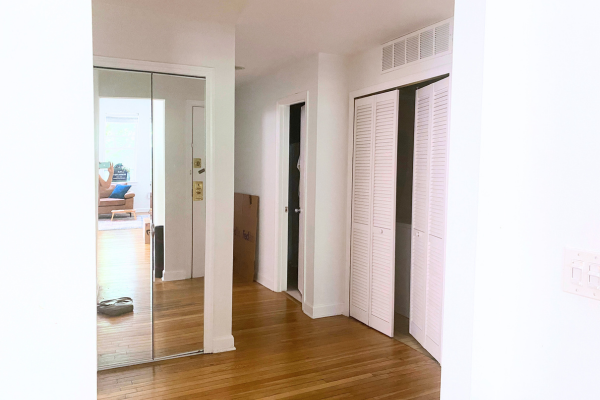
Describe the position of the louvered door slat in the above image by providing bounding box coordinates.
[409,77,449,364]
[372,93,398,230]
[410,229,427,342]
[426,235,444,350]
[368,90,398,337]
[410,83,433,349]
[350,96,374,325]
[428,81,449,240]
[412,90,432,233]
[424,78,450,362]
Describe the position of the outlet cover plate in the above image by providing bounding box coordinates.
[564,248,600,301]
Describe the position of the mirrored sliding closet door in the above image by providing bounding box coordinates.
[95,67,206,369]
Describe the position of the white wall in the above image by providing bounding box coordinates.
[152,74,205,282]
[312,53,349,316]
[235,53,349,317]
[442,1,600,399]
[0,1,96,398]
[235,54,319,301]
[93,0,236,352]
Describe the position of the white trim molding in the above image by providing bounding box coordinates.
[93,56,219,355]
[302,302,345,319]
[212,335,236,353]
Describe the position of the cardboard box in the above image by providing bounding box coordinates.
[143,217,151,244]
[233,193,259,282]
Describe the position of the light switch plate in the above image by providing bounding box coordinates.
[564,248,600,301]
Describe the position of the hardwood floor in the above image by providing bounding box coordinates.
[97,229,152,367]
[97,281,441,399]
[97,228,205,367]
[153,277,204,358]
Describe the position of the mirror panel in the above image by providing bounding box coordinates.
[95,68,153,368]
[152,73,206,358]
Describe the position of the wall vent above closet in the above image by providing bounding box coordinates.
[381,18,453,74]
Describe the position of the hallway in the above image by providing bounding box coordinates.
[98,281,440,399]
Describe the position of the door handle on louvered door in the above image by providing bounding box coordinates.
[295,209,302,213]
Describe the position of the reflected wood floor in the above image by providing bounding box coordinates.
[97,228,204,367]
[97,229,152,367]
[153,277,204,358]
[98,281,441,399]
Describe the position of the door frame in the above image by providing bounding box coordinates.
[274,91,309,297]
[344,63,453,319]
[93,56,218,354]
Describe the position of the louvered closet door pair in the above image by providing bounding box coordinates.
[409,77,450,363]
[350,91,399,337]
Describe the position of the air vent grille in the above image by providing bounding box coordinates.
[419,29,434,59]
[381,18,453,74]
[382,44,393,71]
[393,40,406,67]
[406,35,419,64]
[435,23,450,54]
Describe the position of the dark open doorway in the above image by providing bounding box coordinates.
[287,102,305,301]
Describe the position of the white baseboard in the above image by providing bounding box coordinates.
[302,302,344,319]
[256,273,275,291]
[162,270,189,281]
[212,335,235,353]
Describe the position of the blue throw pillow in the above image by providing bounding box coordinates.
[109,184,132,199]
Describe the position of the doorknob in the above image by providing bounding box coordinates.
[295,209,302,213]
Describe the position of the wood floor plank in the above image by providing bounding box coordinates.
[97,227,204,368]
[98,277,440,399]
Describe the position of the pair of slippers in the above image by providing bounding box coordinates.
[97,297,134,316]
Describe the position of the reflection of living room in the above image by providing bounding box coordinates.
[98,97,152,224]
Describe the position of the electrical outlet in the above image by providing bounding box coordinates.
[564,248,600,301]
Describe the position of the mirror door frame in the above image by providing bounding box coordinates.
[94,56,217,355]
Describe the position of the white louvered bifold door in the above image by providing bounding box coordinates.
[410,84,432,346]
[350,96,375,325]
[350,91,399,336]
[424,78,450,361]
[369,91,399,337]
[409,77,450,363]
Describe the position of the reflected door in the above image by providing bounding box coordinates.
[95,68,153,369]
[152,73,206,358]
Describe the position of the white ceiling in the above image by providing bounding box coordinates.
[94,0,249,24]
[235,0,455,86]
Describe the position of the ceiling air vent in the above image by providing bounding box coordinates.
[393,40,406,67]
[419,29,434,59]
[435,23,450,54]
[406,35,419,63]
[380,18,453,74]
[382,44,394,71]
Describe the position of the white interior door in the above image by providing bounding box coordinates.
[350,96,374,326]
[350,91,399,337]
[368,91,399,337]
[298,105,306,296]
[424,78,450,361]
[409,77,450,362]
[410,84,432,345]
[192,105,206,278]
